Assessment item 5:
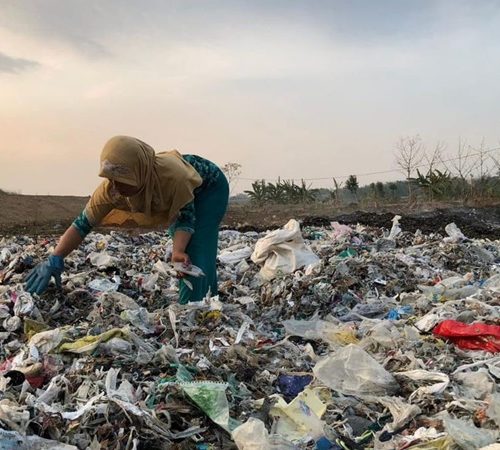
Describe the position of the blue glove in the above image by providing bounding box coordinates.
[25,255,64,295]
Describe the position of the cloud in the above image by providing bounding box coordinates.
[0,51,40,73]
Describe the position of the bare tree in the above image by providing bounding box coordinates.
[446,138,474,180]
[221,162,242,194]
[470,139,497,198]
[425,141,447,172]
[332,177,343,207]
[442,138,475,200]
[395,135,425,201]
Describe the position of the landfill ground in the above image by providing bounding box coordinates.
[0,188,499,241]
[0,205,499,449]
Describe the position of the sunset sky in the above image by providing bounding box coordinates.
[1,0,500,195]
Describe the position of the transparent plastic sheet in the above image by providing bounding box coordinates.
[443,414,498,449]
[0,428,78,450]
[180,381,239,432]
[313,344,399,396]
[283,319,358,347]
[265,387,327,443]
[232,417,298,450]
[487,393,500,428]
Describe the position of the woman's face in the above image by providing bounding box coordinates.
[112,180,140,197]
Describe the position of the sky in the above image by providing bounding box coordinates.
[1,0,500,195]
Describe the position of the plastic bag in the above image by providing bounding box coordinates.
[120,308,155,334]
[395,370,449,401]
[268,387,326,442]
[455,370,495,400]
[377,397,421,433]
[444,414,498,449]
[277,373,313,401]
[443,222,466,243]
[283,319,357,347]
[173,262,205,277]
[251,220,319,281]
[330,222,353,241]
[487,393,500,428]
[388,215,402,240]
[88,277,120,292]
[232,418,269,449]
[88,252,118,268]
[181,382,237,432]
[232,418,296,450]
[433,320,500,353]
[218,246,252,265]
[313,344,399,396]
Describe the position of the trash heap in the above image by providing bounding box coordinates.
[0,217,499,449]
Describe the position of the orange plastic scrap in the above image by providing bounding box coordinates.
[433,320,500,353]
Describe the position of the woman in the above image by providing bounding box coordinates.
[26,136,229,304]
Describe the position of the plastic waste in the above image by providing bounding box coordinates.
[267,387,327,442]
[444,222,466,243]
[283,319,358,347]
[455,370,495,400]
[386,305,413,320]
[338,248,357,258]
[388,215,402,240]
[487,393,500,428]
[218,246,253,265]
[88,277,120,292]
[377,397,421,433]
[313,344,399,396]
[277,373,313,401]
[180,382,238,432]
[330,222,353,241]
[443,414,498,449]
[232,418,297,450]
[88,251,118,268]
[120,308,156,334]
[433,320,500,353]
[173,262,205,277]
[394,370,449,400]
[0,428,78,450]
[251,219,320,280]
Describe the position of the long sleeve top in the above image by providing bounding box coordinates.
[72,154,221,238]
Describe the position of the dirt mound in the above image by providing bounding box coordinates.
[300,207,500,239]
[1,191,498,239]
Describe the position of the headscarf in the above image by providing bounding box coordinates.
[87,136,202,225]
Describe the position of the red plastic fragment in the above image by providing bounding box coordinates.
[433,320,500,353]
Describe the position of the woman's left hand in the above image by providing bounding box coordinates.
[172,251,191,278]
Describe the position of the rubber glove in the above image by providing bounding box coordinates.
[25,255,64,295]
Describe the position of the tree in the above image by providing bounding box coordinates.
[244,180,267,205]
[395,135,425,201]
[332,178,343,206]
[375,181,385,198]
[221,162,242,193]
[388,182,398,199]
[345,175,359,199]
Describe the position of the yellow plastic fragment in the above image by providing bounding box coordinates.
[57,328,129,354]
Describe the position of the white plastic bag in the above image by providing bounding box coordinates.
[443,222,466,243]
[251,220,319,281]
[218,246,252,265]
[388,215,402,240]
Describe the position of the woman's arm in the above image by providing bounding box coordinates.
[53,225,84,257]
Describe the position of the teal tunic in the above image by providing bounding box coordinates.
[73,155,229,304]
[169,155,229,303]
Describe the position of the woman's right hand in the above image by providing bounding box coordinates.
[172,251,191,278]
[25,255,64,295]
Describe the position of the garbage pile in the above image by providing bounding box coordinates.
[0,217,499,449]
